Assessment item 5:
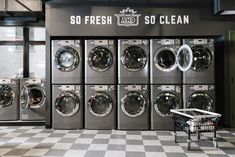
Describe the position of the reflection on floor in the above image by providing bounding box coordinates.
[0,126,234,157]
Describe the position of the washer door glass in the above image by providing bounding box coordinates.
[154,92,180,117]
[155,47,177,71]
[55,46,80,72]
[121,46,147,71]
[191,45,213,72]
[20,85,30,109]
[88,46,113,72]
[187,93,213,111]
[28,85,46,109]
[55,92,80,117]
[121,92,146,118]
[176,44,193,72]
[88,92,113,117]
[0,85,14,108]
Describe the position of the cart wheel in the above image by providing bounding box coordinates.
[187,140,191,150]
[174,133,177,143]
[213,138,218,148]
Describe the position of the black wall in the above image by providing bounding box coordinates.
[45,1,235,128]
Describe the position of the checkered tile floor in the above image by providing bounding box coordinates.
[0,126,234,157]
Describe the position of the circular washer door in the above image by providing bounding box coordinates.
[154,47,177,72]
[55,46,80,72]
[176,44,193,72]
[121,46,147,71]
[55,92,80,117]
[88,46,113,72]
[28,85,46,109]
[187,93,213,111]
[154,92,180,117]
[191,45,213,72]
[88,92,113,117]
[0,85,15,108]
[121,92,146,118]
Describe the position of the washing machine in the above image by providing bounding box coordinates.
[52,40,82,84]
[150,39,182,84]
[183,39,215,84]
[183,85,215,111]
[118,39,149,84]
[0,79,19,121]
[151,85,182,130]
[118,85,149,130]
[20,78,46,121]
[85,85,116,129]
[85,40,116,84]
[52,85,83,129]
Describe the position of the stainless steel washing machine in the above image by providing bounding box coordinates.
[85,40,116,84]
[118,85,149,130]
[150,39,182,84]
[151,85,182,130]
[183,39,215,84]
[85,85,116,129]
[0,79,19,121]
[20,78,46,121]
[118,39,149,84]
[183,85,215,111]
[52,40,82,84]
[52,85,83,129]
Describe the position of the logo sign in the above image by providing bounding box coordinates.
[114,7,141,27]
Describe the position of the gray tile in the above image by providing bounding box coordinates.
[92,139,109,144]
[19,133,36,137]
[126,152,146,157]
[181,146,203,153]
[0,137,12,142]
[156,132,172,136]
[218,133,234,137]
[207,155,229,157]
[142,135,158,140]
[161,141,179,146]
[126,131,142,135]
[12,129,28,133]
[126,140,143,145]
[144,146,164,152]
[79,134,96,138]
[97,130,112,134]
[44,149,66,156]
[107,144,126,151]
[221,148,235,155]
[71,144,90,150]
[0,142,21,148]
[49,133,65,137]
[166,153,187,157]
[85,150,105,157]
[58,138,76,143]
[25,137,44,143]
[34,143,54,149]
[4,149,29,156]
[197,141,214,147]
[110,135,126,139]
[0,133,6,137]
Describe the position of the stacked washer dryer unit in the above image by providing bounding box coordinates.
[85,40,116,129]
[118,39,150,130]
[51,40,83,129]
[182,39,215,112]
[150,39,182,130]
[0,79,19,121]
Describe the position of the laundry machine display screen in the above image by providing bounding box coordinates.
[191,46,212,72]
[55,92,80,117]
[55,46,80,72]
[154,93,179,117]
[187,93,213,111]
[88,46,113,72]
[88,92,112,117]
[121,46,147,71]
[121,92,146,117]
[0,85,14,107]
[156,50,176,70]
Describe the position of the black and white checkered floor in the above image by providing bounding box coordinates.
[0,126,234,157]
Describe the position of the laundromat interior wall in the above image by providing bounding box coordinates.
[45,0,235,128]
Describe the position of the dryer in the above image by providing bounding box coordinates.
[52,85,83,129]
[85,85,116,129]
[20,78,46,121]
[150,39,181,84]
[85,40,116,84]
[183,39,215,84]
[0,79,19,121]
[118,85,149,130]
[183,85,215,111]
[151,85,182,130]
[118,39,149,84]
[52,40,82,84]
